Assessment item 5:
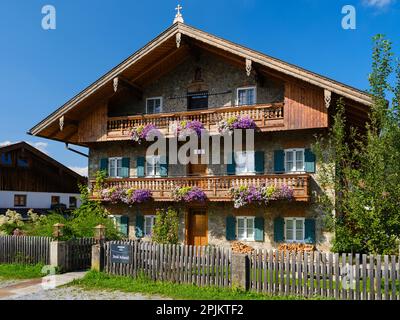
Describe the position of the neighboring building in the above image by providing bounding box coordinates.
[0,142,85,215]
[29,15,372,251]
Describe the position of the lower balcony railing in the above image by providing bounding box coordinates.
[107,103,284,140]
[91,174,310,202]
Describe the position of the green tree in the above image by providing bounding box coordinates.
[152,207,179,244]
[314,35,400,255]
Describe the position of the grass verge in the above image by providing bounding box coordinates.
[71,271,328,300]
[0,263,45,280]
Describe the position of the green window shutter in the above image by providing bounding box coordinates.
[159,156,168,177]
[254,217,265,242]
[304,219,316,244]
[274,218,285,243]
[255,151,265,174]
[120,216,129,237]
[226,216,236,241]
[135,215,144,238]
[100,158,109,176]
[121,158,130,178]
[227,152,236,176]
[305,149,316,173]
[137,157,145,178]
[274,150,285,173]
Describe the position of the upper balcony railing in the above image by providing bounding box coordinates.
[90,174,310,203]
[107,103,284,140]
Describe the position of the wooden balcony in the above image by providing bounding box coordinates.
[107,103,284,140]
[91,174,310,202]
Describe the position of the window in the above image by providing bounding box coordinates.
[146,97,163,114]
[17,157,29,167]
[1,153,12,165]
[285,218,305,243]
[237,87,256,106]
[235,151,255,175]
[285,149,305,173]
[109,157,123,178]
[144,215,156,237]
[69,197,77,209]
[187,91,209,110]
[51,196,60,206]
[237,217,255,241]
[146,156,161,177]
[14,195,27,207]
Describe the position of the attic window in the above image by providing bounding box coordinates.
[1,153,12,165]
[17,157,29,168]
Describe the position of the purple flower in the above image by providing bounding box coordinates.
[218,115,256,135]
[131,124,159,144]
[176,120,205,139]
[173,186,207,203]
[101,187,124,204]
[122,189,153,205]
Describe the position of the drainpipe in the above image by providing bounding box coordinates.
[65,143,88,158]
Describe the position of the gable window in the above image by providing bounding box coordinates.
[237,217,255,241]
[235,151,255,175]
[69,197,77,209]
[146,97,163,114]
[17,157,29,168]
[237,87,256,106]
[51,196,60,206]
[285,149,305,173]
[1,153,12,166]
[14,195,27,207]
[109,157,123,178]
[284,218,305,243]
[144,215,156,237]
[146,156,161,177]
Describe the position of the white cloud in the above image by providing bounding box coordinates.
[69,166,88,177]
[0,141,49,155]
[363,0,395,8]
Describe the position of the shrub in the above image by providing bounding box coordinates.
[152,208,179,244]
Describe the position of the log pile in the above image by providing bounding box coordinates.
[278,243,316,254]
[231,241,255,254]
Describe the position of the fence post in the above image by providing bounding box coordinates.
[91,243,105,272]
[231,253,250,291]
[50,241,67,272]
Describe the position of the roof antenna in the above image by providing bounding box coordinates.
[173,4,184,24]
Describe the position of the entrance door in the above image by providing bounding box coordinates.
[188,209,208,246]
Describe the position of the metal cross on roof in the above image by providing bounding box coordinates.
[173,4,184,24]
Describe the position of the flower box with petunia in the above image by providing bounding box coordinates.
[122,188,153,205]
[175,120,205,139]
[173,186,207,203]
[230,184,294,209]
[131,124,159,144]
[218,115,257,135]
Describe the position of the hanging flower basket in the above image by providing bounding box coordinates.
[173,186,207,203]
[122,188,153,205]
[131,124,159,144]
[230,184,294,209]
[175,120,205,139]
[218,115,256,135]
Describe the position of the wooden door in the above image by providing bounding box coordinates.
[188,209,208,246]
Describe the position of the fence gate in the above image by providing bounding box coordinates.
[64,238,96,272]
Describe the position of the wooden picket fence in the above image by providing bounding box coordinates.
[0,236,51,264]
[249,250,400,300]
[64,238,96,272]
[104,241,232,288]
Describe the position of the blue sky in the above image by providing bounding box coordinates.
[0,0,398,176]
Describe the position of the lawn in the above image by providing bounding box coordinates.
[0,263,46,280]
[71,271,327,300]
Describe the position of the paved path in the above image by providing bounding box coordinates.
[0,272,170,300]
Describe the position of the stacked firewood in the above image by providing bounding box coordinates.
[278,243,316,254]
[231,241,255,254]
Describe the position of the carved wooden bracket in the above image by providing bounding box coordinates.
[246,59,252,77]
[324,89,332,109]
[59,116,64,131]
[176,32,182,48]
[113,77,119,93]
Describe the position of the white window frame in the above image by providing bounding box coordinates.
[144,215,156,237]
[236,86,257,106]
[109,157,123,178]
[145,155,161,178]
[284,218,305,243]
[235,151,256,176]
[236,216,255,241]
[146,97,163,114]
[284,148,305,173]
